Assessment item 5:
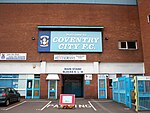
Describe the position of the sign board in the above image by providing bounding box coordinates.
[63,68,83,74]
[85,80,90,85]
[59,94,75,106]
[54,54,86,60]
[38,31,102,52]
[0,53,27,60]
[84,74,92,80]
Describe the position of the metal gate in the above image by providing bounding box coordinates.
[112,76,133,108]
[134,76,150,111]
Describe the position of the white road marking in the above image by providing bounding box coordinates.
[26,101,49,103]
[40,101,52,111]
[90,100,113,103]
[88,101,97,111]
[2,101,27,111]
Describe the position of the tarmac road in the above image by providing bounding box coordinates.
[0,99,149,113]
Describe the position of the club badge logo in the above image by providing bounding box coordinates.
[40,35,49,47]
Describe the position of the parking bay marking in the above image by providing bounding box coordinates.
[40,101,52,111]
[46,102,97,111]
[1,101,27,111]
[88,101,97,111]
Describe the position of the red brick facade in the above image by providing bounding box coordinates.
[138,0,150,75]
[0,4,143,63]
[40,74,48,98]
[84,74,98,98]
[0,3,147,99]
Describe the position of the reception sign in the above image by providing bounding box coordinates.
[38,31,102,52]
[59,94,75,106]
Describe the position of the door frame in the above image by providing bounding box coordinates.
[62,74,84,97]
[48,80,57,99]
[26,78,40,99]
[98,75,107,98]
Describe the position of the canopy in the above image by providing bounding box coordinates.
[46,74,59,80]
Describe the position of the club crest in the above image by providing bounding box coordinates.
[40,35,49,47]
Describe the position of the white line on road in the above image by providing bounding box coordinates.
[90,100,113,103]
[2,101,27,111]
[40,101,52,111]
[26,101,50,103]
[88,101,97,111]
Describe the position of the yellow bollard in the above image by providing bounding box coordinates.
[134,76,138,112]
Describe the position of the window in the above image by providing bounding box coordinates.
[109,79,112,87]
[34,74,40,78]
[118,41,137,50]
[147,14,150,23]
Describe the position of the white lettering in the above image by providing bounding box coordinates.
[82,38,89,42]
[53,37,58,42]
[53,104,59,108]
[82,44,88,49]
[46,104,92,109]
[89,44,95,49]
[53,37,100,43]
[95,38,99,43]
[79,105,85,108]
[58,44,64,49]
[58,44,80,50]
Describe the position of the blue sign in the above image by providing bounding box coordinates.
[38,31,51,52]
[85,80,90,85]
[38,31,102,52]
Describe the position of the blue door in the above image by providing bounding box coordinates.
[48,80,57,99]
[26,79,40,99]
[99,79,106,98]
[33,79,40,98]
[26,79,33,99]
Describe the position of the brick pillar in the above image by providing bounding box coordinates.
[40,74,48,99]
[84,74,98,99]
[57,74,62,99]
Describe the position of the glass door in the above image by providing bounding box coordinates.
[48,80,57,99]
[33,79,40,98]
[26,79,40,99]
[99,79,106,98]
[26,79,33,99]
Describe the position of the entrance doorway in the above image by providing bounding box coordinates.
[62,74,84,97]
[26,78,40,99]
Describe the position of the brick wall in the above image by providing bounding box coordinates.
[84,74,98,98]
[57,74,62,98]
[40,74,48,98]
[138,0,150,75]
[0,4,143,63]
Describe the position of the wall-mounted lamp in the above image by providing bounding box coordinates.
[105,37,109,40]
[32,37,35,40]
[33,65,36,69]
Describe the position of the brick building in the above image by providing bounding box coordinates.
[0,0,148,99]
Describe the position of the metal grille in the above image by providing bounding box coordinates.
[112,77,132,108]
[138,81,150,110]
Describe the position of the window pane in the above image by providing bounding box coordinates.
[34,80,39,88]
[50,92,55,97]
[120,42,126,48]
[100,90,105,96]
[27,90,32,96]
[99,80,105,88]
[50,81,56,90]
[27,80,32,88]
[109,79,112,87]
[34,90,39,96]
[148,15,150,23]
[127,42,136,49]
